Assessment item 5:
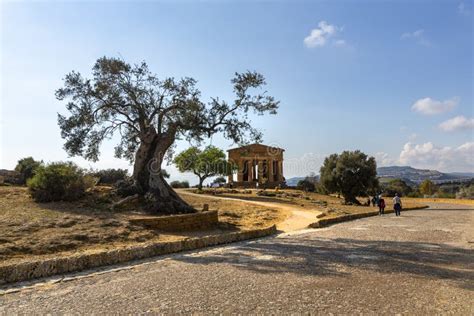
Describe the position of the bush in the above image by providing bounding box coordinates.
[15,157,43,184]
[114,179,139,197]
[456,184,474,199]
[170,180,190,188]
[27,162,87,202]
[91,168,128,185]
[382,179,412,197]
[297,179,316,192]
[0,169,22,185]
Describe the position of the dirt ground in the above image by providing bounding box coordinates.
[0,186,285,265]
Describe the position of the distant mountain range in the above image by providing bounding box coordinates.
[377,166,474,184]
[286,166,474,186]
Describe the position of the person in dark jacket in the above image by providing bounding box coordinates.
[393,193,402,216]
[378,195,386,215]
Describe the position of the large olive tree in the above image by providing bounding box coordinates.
[319,150,378,204]
[56,57,278,213]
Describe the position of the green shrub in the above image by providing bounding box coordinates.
[456,184,474,199]
[170,180,190,188]
[297,179,316,192]
[90,168,129,185]
[15,157,43,184]
[27,162,87,202]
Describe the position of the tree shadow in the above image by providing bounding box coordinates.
[175,235,474,290]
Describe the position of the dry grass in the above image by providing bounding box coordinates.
[403,197,474,206]
[180,193,289,229]
[194,188,428,219]
[0,186,286,265]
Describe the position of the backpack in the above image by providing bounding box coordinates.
[379,199,385,208]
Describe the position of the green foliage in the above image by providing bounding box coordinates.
[213,176,227,184]
[382,178,413,197]
[456,184,474,199]
[319,150,378,203]
[27,162,87,202]
[91,168,129,184]
[297,179,316,192]
[419,179,437,196]
[174,146,228,189]
[15,157,43,184]
[170,180,190,189]
[56,56,279,164]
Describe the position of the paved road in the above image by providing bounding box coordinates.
[1,204,473,314]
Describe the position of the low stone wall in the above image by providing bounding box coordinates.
[0,225,276,285]
[129,210,218,231]
[309,206,429,228]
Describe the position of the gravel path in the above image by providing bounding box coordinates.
[1,203,473,314]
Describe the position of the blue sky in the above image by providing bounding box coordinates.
[1,0,473,184]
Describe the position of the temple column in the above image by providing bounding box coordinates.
[257,160,263,184]
[237,159,244,182]
[269,159,274,182]
[249,159,254,182]
[278,160,284,181]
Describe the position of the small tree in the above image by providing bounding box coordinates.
[320,150,378,204]
[419,179,437,196]
[15,157,43,184]
[174,146,227,190]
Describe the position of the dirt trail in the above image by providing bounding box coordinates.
[178,190,322,232]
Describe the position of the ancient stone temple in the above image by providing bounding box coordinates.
[227,143,285,188]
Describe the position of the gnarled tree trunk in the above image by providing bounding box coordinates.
[132,129,195,214]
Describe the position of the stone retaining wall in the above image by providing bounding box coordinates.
[0,225,276,285]
[309,206,429,228]
[129,210,218,231]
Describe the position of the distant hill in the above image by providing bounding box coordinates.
[285,177,306,187]
[286,166,473,187]
[377,166,473,184]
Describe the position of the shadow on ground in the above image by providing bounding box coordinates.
[175,236,474,290]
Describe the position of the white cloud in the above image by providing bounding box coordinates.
[333,39,346,47]
[401,29,431,46]
[411,97,458,115]
[399,141,474,172]
[439,116,474,132]
[458,2,471,15]
[304,21,342,48]
[374,152,396,167]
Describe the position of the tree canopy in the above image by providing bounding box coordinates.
[419,179,437,196]
[382,178,413,197]
[15,157,43,184]
[319,150,378,204]
[173,146,228,189]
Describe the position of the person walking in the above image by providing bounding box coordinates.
[378,195,386,215]
[393,193,402,216]
[371,196,376,207]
